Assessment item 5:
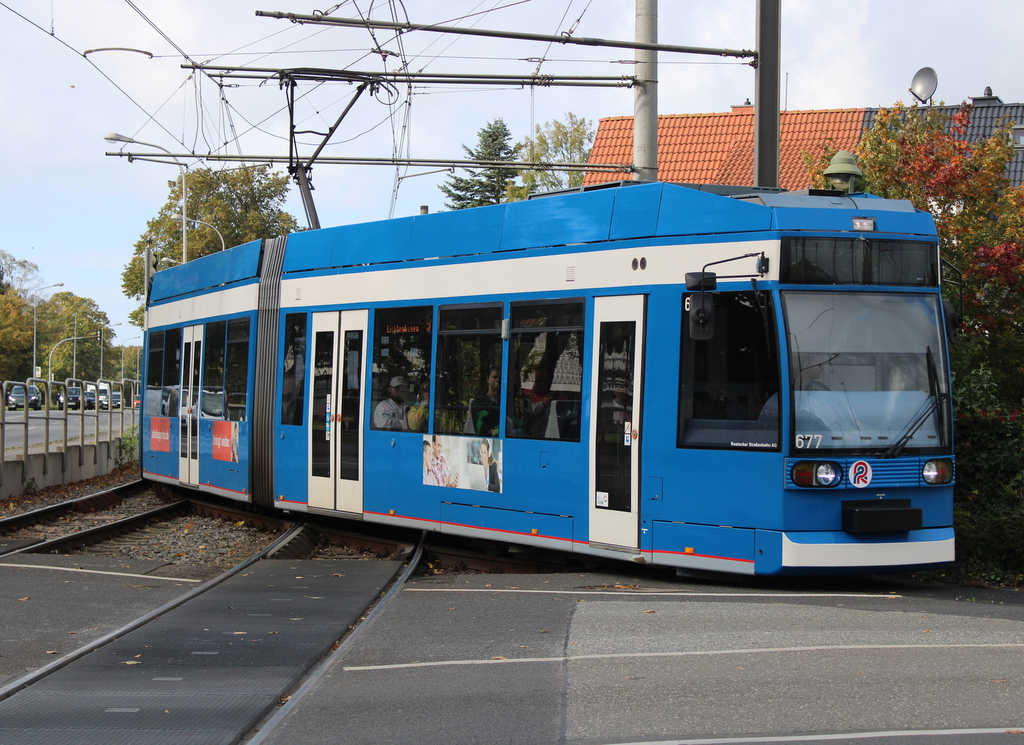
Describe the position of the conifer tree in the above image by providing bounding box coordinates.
[439,119,517,210]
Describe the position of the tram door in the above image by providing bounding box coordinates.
[588,296,645,549]
[308,310,368,515]
[179,325,203,486]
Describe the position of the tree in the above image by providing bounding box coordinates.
[439,119,517,210]
[856,102,1014,266]
[37,292,111,382]
[0,293,31,380]
[506,113,595,201]
[806,102,1024,400]
[808,101,1024,577]
[0,251,40,296]
[121,165,300,326]
[856,102,1024,399]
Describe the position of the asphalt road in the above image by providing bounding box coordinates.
[255,571,1024,745]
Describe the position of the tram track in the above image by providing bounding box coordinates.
[1,473,577,575]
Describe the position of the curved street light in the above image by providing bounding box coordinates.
[171,214,226,252]
[104,132,188,262]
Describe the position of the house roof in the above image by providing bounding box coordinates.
[585,92,1024,191]
[584,106,869,192]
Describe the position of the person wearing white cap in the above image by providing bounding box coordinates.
[373,376,407,430]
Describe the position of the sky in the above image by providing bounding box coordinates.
[2,0,1022,342]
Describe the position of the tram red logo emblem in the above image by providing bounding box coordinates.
[851,460,872,488]
[150,417,171,453]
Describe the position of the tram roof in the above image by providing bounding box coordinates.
[150,182,934,303]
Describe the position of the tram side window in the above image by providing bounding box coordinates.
[225,319,250,422]
[280,313,307,426]
[202,321,226,419]
[506,300,584,442]
[435,305,503,436]
[146,327,182,417]
[370,307,432,432]
[677,291,780,450]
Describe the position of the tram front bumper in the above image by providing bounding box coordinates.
[762,527,955,574]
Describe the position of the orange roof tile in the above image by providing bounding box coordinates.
[584,107,869,192]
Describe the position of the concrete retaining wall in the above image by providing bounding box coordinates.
[1,438,137,500]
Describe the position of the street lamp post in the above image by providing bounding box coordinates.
[104,133,188,262]
[28,282,64,377]
[171,214,225,252]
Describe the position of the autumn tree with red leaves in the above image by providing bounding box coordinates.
[822,102,1024,577]
[807,101,1024,402]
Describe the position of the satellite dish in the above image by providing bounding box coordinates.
[910,67,938,104]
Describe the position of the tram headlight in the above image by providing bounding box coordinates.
[792,461,842,488]
[922,458,953,485]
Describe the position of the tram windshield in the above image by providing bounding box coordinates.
[782,291,950,456]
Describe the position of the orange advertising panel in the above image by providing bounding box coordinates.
[150,417,171,453]
[212,420,239,463]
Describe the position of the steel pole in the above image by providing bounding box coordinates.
[633,0,658,182]
[754,0,781,188]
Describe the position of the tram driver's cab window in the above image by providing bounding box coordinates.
[370,307,432,432]
[678,291,780,450]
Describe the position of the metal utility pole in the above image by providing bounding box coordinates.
[633,0,658,182]
[754,0,781,188]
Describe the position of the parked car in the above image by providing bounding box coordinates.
[132,393,141,409]
[62,386,82,410]
[6,386,25,410]
[27,385,42,410]
[98,389,110,410]
[111,391,122,409]
[84,390,96,410]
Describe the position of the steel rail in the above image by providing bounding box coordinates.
[0,479,144,540]
[246,531,426,745]
[5,499,191,555]
[0,521,307,702]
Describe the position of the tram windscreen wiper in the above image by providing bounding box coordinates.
[882,346,945,459]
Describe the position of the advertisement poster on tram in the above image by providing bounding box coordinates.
[212,420,239,463]
[149,417,171,453]
[422,435,502,492]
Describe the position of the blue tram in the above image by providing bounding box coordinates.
[141,182,956,575]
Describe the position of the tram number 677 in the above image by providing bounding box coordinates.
[795,434,822,449]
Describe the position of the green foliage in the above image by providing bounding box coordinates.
[0,250,39,296]
[0,292,31,379]
[506,113,595,200]
[951,367,1024,574]
[37,292,111,382]
[121,165,300,323]
[117,425,140,468]
[439,119,517,209]
[857,102,1014,266]
[806,103,1024,581]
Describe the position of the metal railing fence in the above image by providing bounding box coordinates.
[1,377,140,489]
